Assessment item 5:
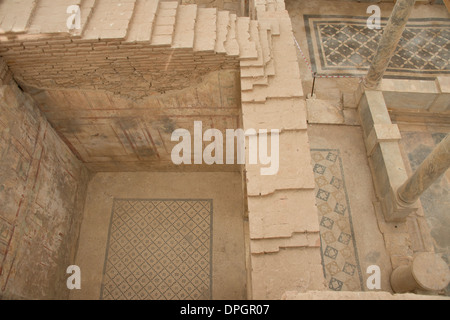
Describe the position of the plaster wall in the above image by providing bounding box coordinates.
[0,77,90,299]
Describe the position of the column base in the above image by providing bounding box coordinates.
[381,186,419,222]
[390,252,450,294]
[362,77,382,91]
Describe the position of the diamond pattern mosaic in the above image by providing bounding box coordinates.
[311,149,363,292]
[304,15,450,78]
[100,199,213,300]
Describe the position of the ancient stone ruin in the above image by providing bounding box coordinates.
[0,0,449,301]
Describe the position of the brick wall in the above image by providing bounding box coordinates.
[0,36,239,101]
[0,81,90,299]
[0,0,242,102]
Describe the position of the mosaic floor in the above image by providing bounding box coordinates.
[311,149,364,292]
[304,15,450,79]
[100,199,213,300]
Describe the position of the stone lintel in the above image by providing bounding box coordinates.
[380,79,440,112]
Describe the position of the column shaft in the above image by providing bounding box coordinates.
[364,0,416,89]
[398,134,450,205]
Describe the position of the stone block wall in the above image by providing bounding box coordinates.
[0,78,90,299]
[379,78,450,124]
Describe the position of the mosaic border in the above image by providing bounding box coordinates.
[311,149,364,291]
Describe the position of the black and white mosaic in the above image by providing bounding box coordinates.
[100,199,213,300]
[304,15,450,79]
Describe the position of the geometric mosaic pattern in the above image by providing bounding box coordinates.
[304,15,450,79]
[311,149,364,292]
[100,199,213,300]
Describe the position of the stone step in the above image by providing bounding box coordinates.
[83,0,136,40]
[241,79,254,91]
[242,72,301,102]
[0,0,38,34]
[241,16,302,103]
[259,18,280,38]
[28,0,83,34]
[240,22,276,91]
[241,67,301,102]
[261,26,275,76]
[236,17,258,61]
[126,0,160,43]
[240,66,265,78]
[266,30,276,76]
[151,1,178,46]
[224,13,239,57]
[215,10,229,54]
[251,233,320,254]
[240,21,266,81]
[172,4,197,49]
[241,77,268,91]
[194,8,217,52]
[240,21,264,67]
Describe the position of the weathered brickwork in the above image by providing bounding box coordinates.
[0,0,240,100]
[0,40,239,100]
[0,82,90,299]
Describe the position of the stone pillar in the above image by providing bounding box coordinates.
[391,252,450,293]
[397,134,450,205]
[364,0,416,89]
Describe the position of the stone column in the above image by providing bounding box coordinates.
[397,134,450,205]
[364,0,416,89]
[391,252,450,293]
